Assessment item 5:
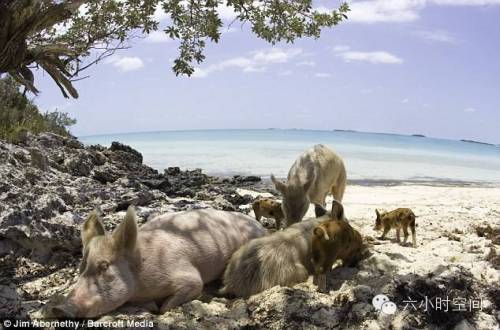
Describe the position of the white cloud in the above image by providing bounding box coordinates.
[153,4,170,21]
[415,29,457,43]
[106,56,144,72]
[464,107,477,112]
[401,98,409,104]
[193,48,302,78]
[218,3,238,21]
[145,30,172,43]
[433,0,500,5]
[315,73,332,78]
[348,0,424,23]
[192,68,209,78]
[319,0,500,24]
[336,49,403,64]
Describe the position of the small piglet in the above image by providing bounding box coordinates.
[220,202,347,297]
[375,208,416,246]
[252,198,284,230]
[52,207,266,317]
[312,202,365,292]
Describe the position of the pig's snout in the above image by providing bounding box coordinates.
[51,290,98,318]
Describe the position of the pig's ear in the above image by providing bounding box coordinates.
[313,226,330,240]
[331,200,344,220]
[82,210,106,249]
[375,209,380,219]
[314,204,328,218]
[271,174,287,194]
[113,205,138,252]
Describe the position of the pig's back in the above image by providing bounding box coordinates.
[140,208,266,283]
[288,144,344,184]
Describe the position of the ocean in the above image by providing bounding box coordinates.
[80,129,500,183]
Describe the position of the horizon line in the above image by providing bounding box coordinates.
[77,128,499,147]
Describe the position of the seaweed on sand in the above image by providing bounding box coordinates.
[392,266,478,329]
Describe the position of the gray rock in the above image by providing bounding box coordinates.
[64,152,93,176]
[28,147,48,170]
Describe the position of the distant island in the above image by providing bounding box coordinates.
[412,134,426,138]
[460,139,495,146]
[334,129,357,133]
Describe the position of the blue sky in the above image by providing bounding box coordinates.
[33,0,500,143]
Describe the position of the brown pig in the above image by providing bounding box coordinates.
[220,201,346,297]
[252,198,284,230]
[375,208,416,246]
[311,202,365,292]
[52,206,266,318]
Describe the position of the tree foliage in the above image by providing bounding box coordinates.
[0,0,349,98]
[0,76,76,141]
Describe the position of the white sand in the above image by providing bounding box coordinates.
[247,184,500,328]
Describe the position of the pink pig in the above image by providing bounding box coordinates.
[52,206,266,317]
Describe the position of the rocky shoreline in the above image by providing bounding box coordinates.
[1,133,499,329]
[0,133,270,318]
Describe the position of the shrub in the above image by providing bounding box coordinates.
[0,76,76,142]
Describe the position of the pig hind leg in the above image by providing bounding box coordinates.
[159,271,203,313]
[331,169,346,202]
[410,220,417,247]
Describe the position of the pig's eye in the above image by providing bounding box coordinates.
[97,261,109,274]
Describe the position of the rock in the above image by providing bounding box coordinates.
[224,189,254,206]
[28,147,48,170]
[63,137,84,149]
[93,168,119,184]
[165,167,181,176]
[0,284,23,318]
[109,141,143,163]
[231,175,261,184]
[453,320,475,330]
[212,197,237,211]
[140,178,171,191]
[350,302,372,318]
[35,133,65,148]
[116,191,155,211]
[64,152,93,176]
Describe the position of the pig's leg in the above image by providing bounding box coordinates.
[315,274,327,293]
[396,228,401,243]
[331,183,345,203]
[411,224,417,247]
[133,301,159,313]
[159,272,203,313]
[275,216,282,230]
[379,226,390,240]
[255,209,262,221]
[402,226,409,245]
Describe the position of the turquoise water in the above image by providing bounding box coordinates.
[80,129,500,182]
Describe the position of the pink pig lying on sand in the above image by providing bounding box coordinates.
[52,206,266,318]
